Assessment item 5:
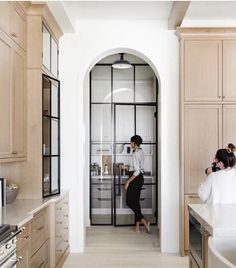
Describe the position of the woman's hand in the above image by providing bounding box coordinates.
[124,180,130,191]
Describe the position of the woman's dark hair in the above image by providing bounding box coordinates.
[215,143,236,168]
[130,135,143,146]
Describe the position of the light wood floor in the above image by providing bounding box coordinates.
[63,226,188,268]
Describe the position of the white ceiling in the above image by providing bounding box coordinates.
[47,1,236,33]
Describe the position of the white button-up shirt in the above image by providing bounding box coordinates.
[129,148,145,177]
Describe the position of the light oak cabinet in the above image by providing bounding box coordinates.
[223,41,236,101]
[178,28,236,256]
[31,239,50,268]
[52,195,70,268]
[184,195,202,254]
[17,223,30,268]
[0,31,26,161]
[184,40,222,102]
[184,105,222,194]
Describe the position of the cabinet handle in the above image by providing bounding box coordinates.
[56,249,63,252]
[21,235,29,240]
[11,32,17,38]
[218,95,221,98]
[64,227,69,230]
[56,235,62,238]
[64,214,69,218]
[12,151,18,155]
[223,96,226,99]
[64,239,69,243]
[56,207,62,210]
[38,260,45,268]
[37,226,44,231]
[57,221,62,225]
[17,256,23,262]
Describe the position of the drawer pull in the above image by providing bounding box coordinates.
[17,256,23,262]
[64,214,69,218]
[22,235,29,240]
[38,260,45,268]
[56,235,62,238]
[64,239,69,243]
[12,151,18,154]
[37,226,44,231]
[11,32,17,38]
[97,198,112,201]
[64,202,69,205]
[64,227,69,230]
[56,207,62,210]
[56,249,63,253]
[57,221,62,225]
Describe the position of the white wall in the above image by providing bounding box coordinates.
[60,19,179,253]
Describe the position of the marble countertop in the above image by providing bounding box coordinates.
[188,204,236,236]
[0,190,69,227]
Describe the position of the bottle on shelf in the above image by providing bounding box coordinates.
[103,164,109,175]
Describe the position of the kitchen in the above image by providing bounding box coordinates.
[1,1,236,268]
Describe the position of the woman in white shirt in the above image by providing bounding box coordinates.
[198,143,236,204]
[123,135,150,233]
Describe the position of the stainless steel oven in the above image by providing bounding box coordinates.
[0,225,21,268]
[189,213,209,268]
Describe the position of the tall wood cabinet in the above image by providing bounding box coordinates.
[0,2,27,161]
[177,28,236,256]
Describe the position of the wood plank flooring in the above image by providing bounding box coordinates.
[63,226,188,268]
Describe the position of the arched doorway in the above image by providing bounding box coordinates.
[88,53,159,227]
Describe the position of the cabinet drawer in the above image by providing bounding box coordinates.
[55,233,69,265]
[56,216,69,239]
[31,239,50,268]
[55,196,69,216]
[31,207,49,256]
[92,186,112,199]
[17,223,30,251]
[10,3,26,50]
[55,229,69,248]
[92,198,112,208]
[92,177,112,184]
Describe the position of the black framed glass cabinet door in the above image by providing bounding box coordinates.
[90,59,157,226]
[42,74,60,197]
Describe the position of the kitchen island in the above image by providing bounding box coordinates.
[188,203,236,268]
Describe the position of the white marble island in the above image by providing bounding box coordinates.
[188,203,236,237]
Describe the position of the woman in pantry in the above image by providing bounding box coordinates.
[122,135,150,233]
[198,143,236,204]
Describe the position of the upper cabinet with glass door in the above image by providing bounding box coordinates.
[42,23,58,78]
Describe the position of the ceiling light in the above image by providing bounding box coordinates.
[112,53,132,69]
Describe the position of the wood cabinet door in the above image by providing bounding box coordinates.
[223,105,236,146]
[184,105,222,194]
[10,4,26,50]
[0,2,11,34]
[223,41,236,101]
[184,40,222,102]
[17,244,30,268]
[0,33,12,159]
[184,195,202,253]
[12,46,26,158]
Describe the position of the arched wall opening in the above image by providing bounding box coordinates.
[82,47,162,244]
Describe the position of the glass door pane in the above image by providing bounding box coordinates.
[135,66,156,102]
[43,117,50,155]
[113,67,134,103]
[43,157,50,196]
[91,66,111,103]
[136,106,156,143]
[51,157,59,194]
[43,76,50,116]
[115,105,134,143]
[42,24,50,71]
[51,118,59,155]
[51,81,59,117]
[91,104,112,142]
[51,37,58,77]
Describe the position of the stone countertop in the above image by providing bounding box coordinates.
[188,204,236,236]
[0,190,69,227]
